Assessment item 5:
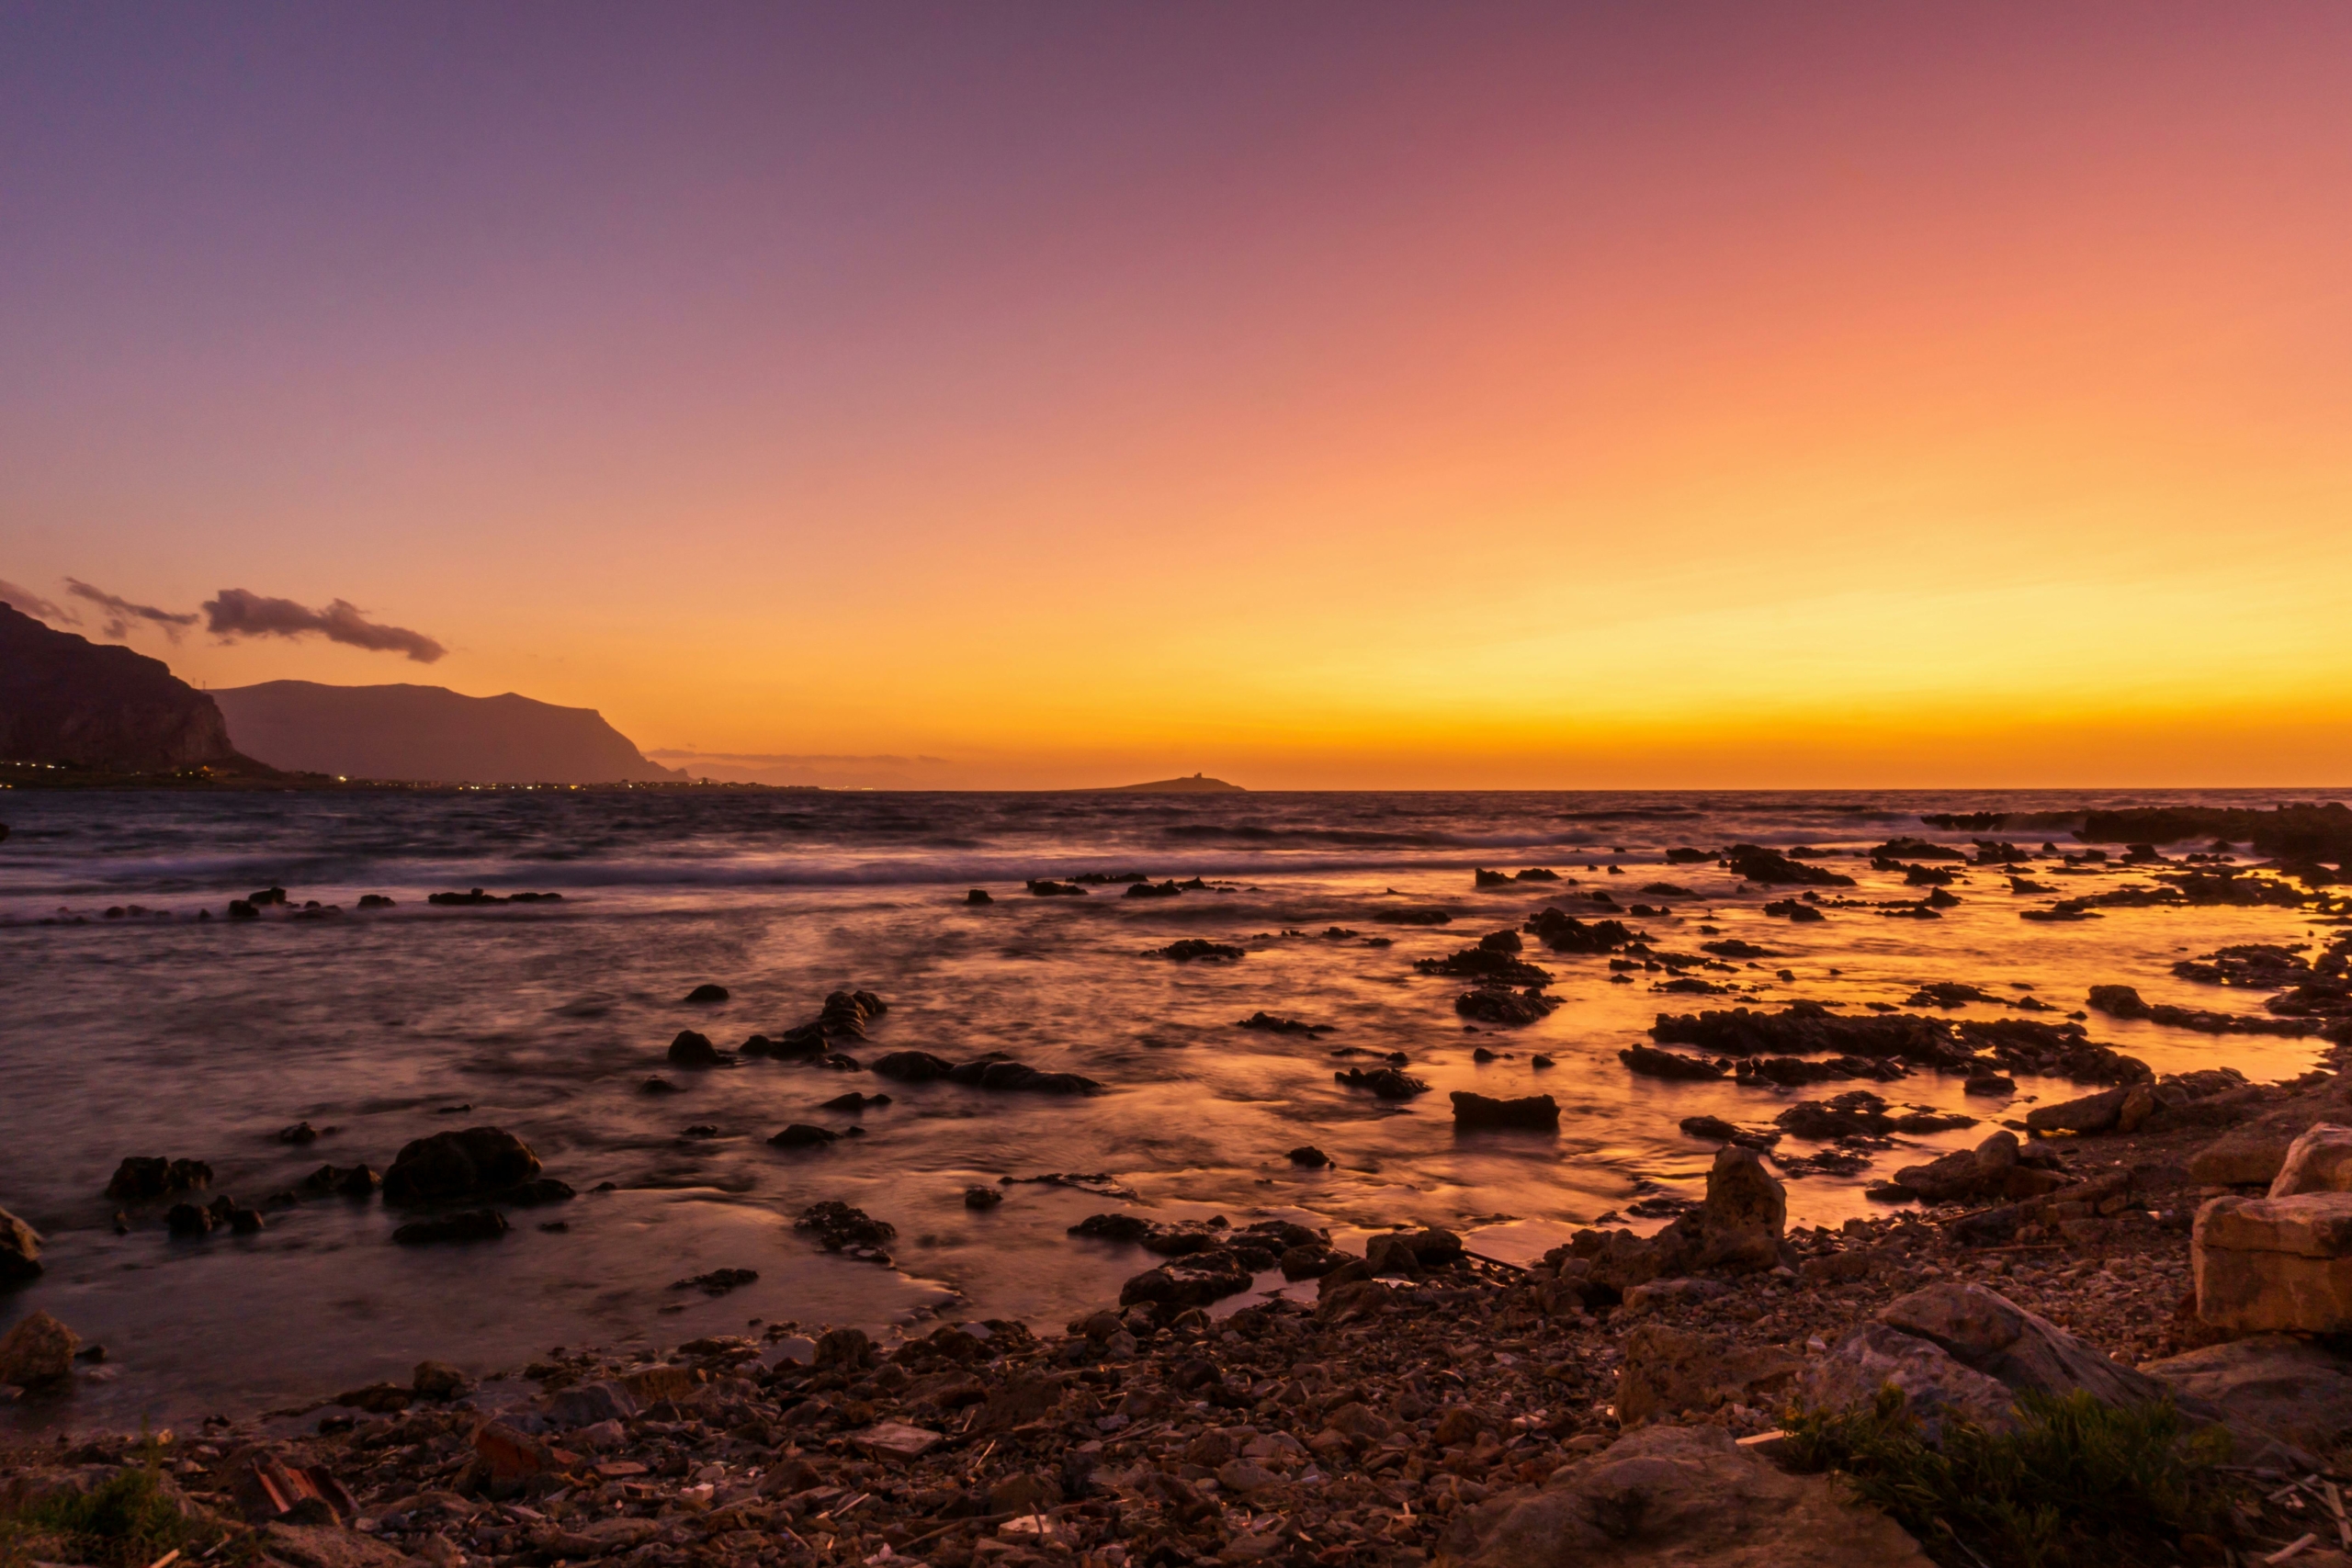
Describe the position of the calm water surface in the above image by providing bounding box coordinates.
[0,788,2336,1431]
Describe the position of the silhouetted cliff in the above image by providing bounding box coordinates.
[0,602,245,771]
[212,681,684,784]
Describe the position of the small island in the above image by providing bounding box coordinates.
[1101,773,1245,793]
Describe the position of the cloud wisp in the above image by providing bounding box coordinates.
[0,577,74,625]
[203,589,447,663]
[66,578,199,640]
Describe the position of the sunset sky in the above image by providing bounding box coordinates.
[4,4,2348,787]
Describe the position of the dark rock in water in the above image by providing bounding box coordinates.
[821,1090,890,1111]
[673,1267,758,1296]
[0,1204,42,1286]
[768,1124,839,1148]
[1451,1091,1559,1131]
[796,1200,897,1262]
[1515,867,1560,882]
[1334,1066,1429,1099]
[1620,1043,1726,1080]
[807,1051,863,1071]
[1532,1053,1555,1068]
[1478,928,1524,953]
[964,1186,1004,1209]
[105,1156,212,1201]
[1370,907,1453,925]
[639,1075,681,1095]
[1956,1018,2151,1085]
[1763,898,1827,922]
[165,1201,212,1236]
[502,1178,574,1205]
[1287,1145,1332,1168]
[1906,982,2001,1008]
[391,1209,509,1245]
[1069,1213,1158,1246]
[1415,946,1553,986]
[1725,845,1856,886]
[1455,987,1558,1025]
[667,1030,726,1066]
[1651,1003,1977,1073]
[1963,1070,2017,1095]
[1679,1115,1779,1149]
[228,1204,266,1234]
[871,1050,956,1082]
[1700,940,1781,959]
[683,983,730,1004]
[298,1163,380,1198]
[227,899,260,919]
[1664,847,1713,863]
[2086,983,2315,1036]
[277,1121,322,1145]
[945,1057,1103,1095]
[966,888,993,905]
[381,1126,543,1203]
[1522,908,1639,953]
[1238,1011,1331,1035]
[1873,837,1966,862]
[741,1022,828,1057]
[1120,1255,1257,1313]
[1156,939,1244,961]
[1026,879,1088,897]
[1125,879,1183,897]
[1475,868,1511,887]
[357,894,395,908]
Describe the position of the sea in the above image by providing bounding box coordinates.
[0,786,2338,1433]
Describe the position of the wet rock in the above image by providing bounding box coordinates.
[1119,1254,1258,1312]
[1156,939,1243,961]
[298,1164,381,1200]
[768,1124,839,1148]
[821,1090,890,1111]
[1026,879,1087,897]
[381,1126,544,1203]
[1237,1011,1330,1036]
[666,1029,726,1066]
[967,888,993,905]
[1621,1042,1727,1079]
[1522,909,1640,953]
[166,1201,213,1236]
[1451,1091,1559,1131]
[796,1200,897,1262]
[1286,1145,1332,1167]
[2193,1191,2352,1332]
[1372,907,1454,925]
[278,1121,322,1145]
[944,1057,1104,1094]
[104,1155,213,1201]
[0,1203,42,1286]
[1887,1132,2065,1204]
[2023,1086,2130,1134]
[683,983,730,1004]
[638,1075,680,1094]
[1652,1004,1975,1073]
[1455,987,1559,1025]
[871,1050,956,1082]
[1333,1066,1430,1099]
[390,1209,509,1245]
[1963,1070,2016,1095]
[963,1186,1003,1209]
[1725,844,1857,886]
[1417,946,1555,986]
[2088,983,2314,1035]
[1679,1115,1777,1150]
[0,1309,78,1385]
[412,1359,472,1400]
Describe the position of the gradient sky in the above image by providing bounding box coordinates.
[5,3,2349,787]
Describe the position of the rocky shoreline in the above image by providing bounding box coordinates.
[16,1027,2352,1567]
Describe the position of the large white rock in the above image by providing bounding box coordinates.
[2193,1191,2352,1333]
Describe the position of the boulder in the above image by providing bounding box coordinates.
[258,1523,413,1568]
[1796,1323,2017,1440]
[381,1126,543,1203]
[2023,1087,2129,1135]
[412,1360,471,1401]
[2268,1123,2352,1197]
[0,1204,41,1286]
[1888,1132,2066,1203]
[871,1051,956,1082]
[666,1030,725,1066]
[2192,1191,2352,1333]
[0,1309,80,1385]
[1877,1282,2174,1410]
[1452,1422,1931,1567]
[1616,1325,1802,1426]
[2142,1335,2352,1453]
[683,984,730,1004]
[1451,1092,1560,1132]
[1645,1145,1785,1275]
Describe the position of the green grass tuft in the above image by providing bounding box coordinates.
[0,1441,216,1568]
[1784,1385,2235,1568]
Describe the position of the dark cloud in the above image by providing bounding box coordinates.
[66,578,199,640]
[203,589,447,663]
[0,577,74,625]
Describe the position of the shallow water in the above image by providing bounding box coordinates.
[0,787,2336,1432]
